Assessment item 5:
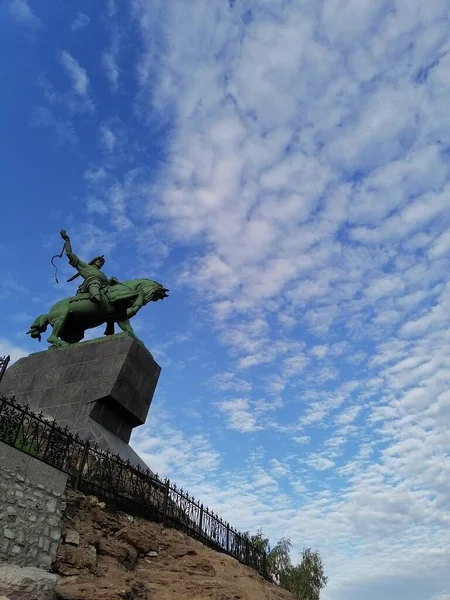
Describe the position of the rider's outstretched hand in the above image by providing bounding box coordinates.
[60,229,70,241]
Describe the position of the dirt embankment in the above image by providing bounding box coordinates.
[54,491,294,600]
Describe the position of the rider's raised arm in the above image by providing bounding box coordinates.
[60,230,88,270]
[66,248,89,270]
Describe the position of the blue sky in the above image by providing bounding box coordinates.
[1,1,450,598]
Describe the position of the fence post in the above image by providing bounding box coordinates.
[13,411,25,448]
[226,523,230,553]
[245,539,250,565]
[41,420,57,464]
[199,504,203,534]
[0,355,10,383]
[162,479,170,526]
[74,440,89,491]
[262,551,267,578]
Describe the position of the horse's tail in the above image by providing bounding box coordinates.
[27,314,50,342]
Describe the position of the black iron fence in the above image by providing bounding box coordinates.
[0,395,267,576]
[0,356,9,383]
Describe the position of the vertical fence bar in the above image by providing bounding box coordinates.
[41,420,56,464]
[116,459,124,495]
[226,523,230,553]
[245,539,250,566]
[13,410,25,448]
[74,440,90,491]
[0,355,10,383]
[199,503,204,535]
[162,479,170,526]
[56,428,70,471]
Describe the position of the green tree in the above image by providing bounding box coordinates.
[245,528,269,553]
[243,529,327,599]
[267,537,292,580]
[243,530,292,580]
[280,548,328,600]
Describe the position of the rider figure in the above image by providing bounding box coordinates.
[60,230,117,302]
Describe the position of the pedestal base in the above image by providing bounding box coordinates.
[0,334,160,468]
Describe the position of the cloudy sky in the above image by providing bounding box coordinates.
[1,0,450,598]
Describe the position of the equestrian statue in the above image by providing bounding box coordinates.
[27,230,169,348]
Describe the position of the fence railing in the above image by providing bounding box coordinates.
[0,395,267,576]
[0,356,9,383]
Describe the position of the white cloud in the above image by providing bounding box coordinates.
[98,124,117,153]
[310,345,328,359]
[31,106,77,146]
[59,51,90,97]
[97,118,128,156]
[292,435,311,445]
[269,458,291,479]
[335,405,362,426]
[278,313,296,329]
[132,422,221,484]
[36,55,94,119]
[365,275,405,301]
[56,51,95,114]
[282,354,309,377]
[216,398,259,433]
[210,372,252,394]
[83,167,147,232]
[6,0,41,27]
[107,0,116,18]
[429,230,450,260]
[102,29,120,92]
[71,12,90,31]
[0,337,32,365]
[305,454,335,472]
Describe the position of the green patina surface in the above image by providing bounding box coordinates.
[31,333,155,360]
[41,332,128,351]
[27,230,169,349]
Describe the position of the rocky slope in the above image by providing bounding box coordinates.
[54,491,293,600]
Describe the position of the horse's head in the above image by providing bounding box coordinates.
[140,279,169,304]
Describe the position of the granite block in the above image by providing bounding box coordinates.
[38,368,63,389]
[0,334,160,467]
[56,363,84,385]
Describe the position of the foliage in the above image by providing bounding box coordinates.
[244,529,327,599]
[280,548,328,600]
[267,537,292,579]
[243,528,269,553]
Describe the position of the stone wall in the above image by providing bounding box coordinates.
[0,441,67,568]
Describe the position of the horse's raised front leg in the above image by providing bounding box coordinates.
[116,318,144,346]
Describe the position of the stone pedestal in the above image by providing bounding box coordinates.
[0,334,160,468]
